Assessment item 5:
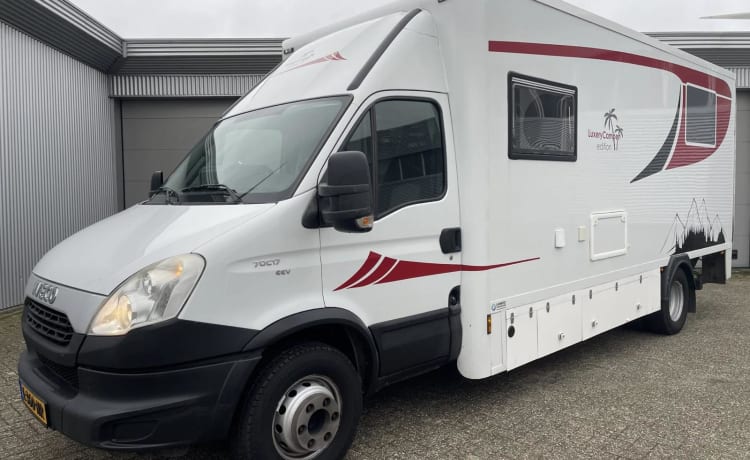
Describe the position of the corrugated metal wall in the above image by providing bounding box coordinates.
[728,67,750,89]
[110,74,263,98]
[0,20,117,309]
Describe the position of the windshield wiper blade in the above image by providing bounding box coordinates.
[152,186,181,204]
[240,161,288,199]
[181,184,243,203]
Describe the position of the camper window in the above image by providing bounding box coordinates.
[509,74,577,161]
[685,85,717,146]
[341,99,446,218]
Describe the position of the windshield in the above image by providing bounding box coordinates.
[152,96,349,204]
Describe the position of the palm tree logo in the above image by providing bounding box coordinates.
[603,108,617,132]
[614,125,624,150]
[602,109,624,150]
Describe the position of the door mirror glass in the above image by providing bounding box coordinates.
[149,171,164,197]
[319,151,374,233]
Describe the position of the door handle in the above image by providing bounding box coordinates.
[440,227,462,254]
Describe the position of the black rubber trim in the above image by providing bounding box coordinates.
[77,319,259,371]
[448,286,462,361]
[243,307,380,392]
[370,308,452,378]
[347,9,421,91]
[661,254,697,313]
[18,349,260,450]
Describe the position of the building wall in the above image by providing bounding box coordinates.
[735,90,750,267]
[0,20,118,309]
[121,99,236,207]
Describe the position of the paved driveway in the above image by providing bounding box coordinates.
[2,272,749,459]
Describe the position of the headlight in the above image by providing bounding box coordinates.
[89,254,205,335]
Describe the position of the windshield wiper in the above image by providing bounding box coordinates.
[181,184,243,203]
[240,161,288,199]
[151,186,181,204]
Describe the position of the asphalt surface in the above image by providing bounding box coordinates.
[1,271,749,459]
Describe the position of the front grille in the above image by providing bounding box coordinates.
[25,299,74,346]
[37,354,79,388]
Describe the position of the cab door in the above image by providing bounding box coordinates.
[320,92,461,377]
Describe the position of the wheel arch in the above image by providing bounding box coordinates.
[242,308,380,395]
[662,254,697,313]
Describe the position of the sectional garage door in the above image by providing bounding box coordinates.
[121,99,237,207]
[735,90,750,268]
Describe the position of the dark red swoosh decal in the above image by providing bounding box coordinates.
[349,256,397,289]
[489,41,733,181]
[334,251,381,291]
[488,41,730,97]
[334,252,539,291]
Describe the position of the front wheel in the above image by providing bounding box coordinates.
[232,342,362,460]
[646,268,690,335]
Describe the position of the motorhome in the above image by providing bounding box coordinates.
[18,0,735,458]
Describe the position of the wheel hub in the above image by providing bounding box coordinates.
[272,375,341,459]
[669,279,685,321]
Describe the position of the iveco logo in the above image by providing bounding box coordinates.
[33,282,59,304]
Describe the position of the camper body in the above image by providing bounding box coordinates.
[18,0,735,458]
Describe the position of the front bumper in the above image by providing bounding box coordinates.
[18,348,260,450]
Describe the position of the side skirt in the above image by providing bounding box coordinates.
[370,304,461,388]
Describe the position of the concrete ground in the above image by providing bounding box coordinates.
[1,271,749,459]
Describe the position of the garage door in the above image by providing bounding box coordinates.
[735,90,750,268]
[122,99,237,207]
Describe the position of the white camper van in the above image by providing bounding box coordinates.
[18,0,735,458]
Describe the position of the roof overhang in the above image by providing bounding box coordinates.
[648,32,750,68]
[0,0,283,76]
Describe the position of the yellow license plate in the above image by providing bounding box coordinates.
[20,382,48,426]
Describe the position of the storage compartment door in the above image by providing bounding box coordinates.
[505,305,538,370]
[538,295,582,358]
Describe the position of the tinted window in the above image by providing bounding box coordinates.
[686,85,716,146]
[341,100,445,218]
[510,74,577,161]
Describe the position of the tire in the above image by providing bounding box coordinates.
[646,268,690,335]
[231,342,362,460]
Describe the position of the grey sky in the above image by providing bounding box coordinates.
[69,0,750,39]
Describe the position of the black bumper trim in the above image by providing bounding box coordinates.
[18,349,260,450]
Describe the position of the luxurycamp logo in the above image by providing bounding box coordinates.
[588,108,624,151]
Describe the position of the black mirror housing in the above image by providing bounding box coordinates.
[149,171,164,197]
[319,151,374,233]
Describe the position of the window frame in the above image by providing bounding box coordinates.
[340,96,448,220]
[684,83,717,148]
[507,72,578,162]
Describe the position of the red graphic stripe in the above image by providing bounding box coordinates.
[334,252,540,290]
[376,257,540,285]
[488,41,731,97]
[334,251,381,291]
[349,257,397,289]
[286,51,347,72]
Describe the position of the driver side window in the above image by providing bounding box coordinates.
[341,99,446,218]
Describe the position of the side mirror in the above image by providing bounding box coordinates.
[149,171,164,197]
[319,151,374,233]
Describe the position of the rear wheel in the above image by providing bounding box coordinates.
[232,342,362,460]
[646,268,690,335]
